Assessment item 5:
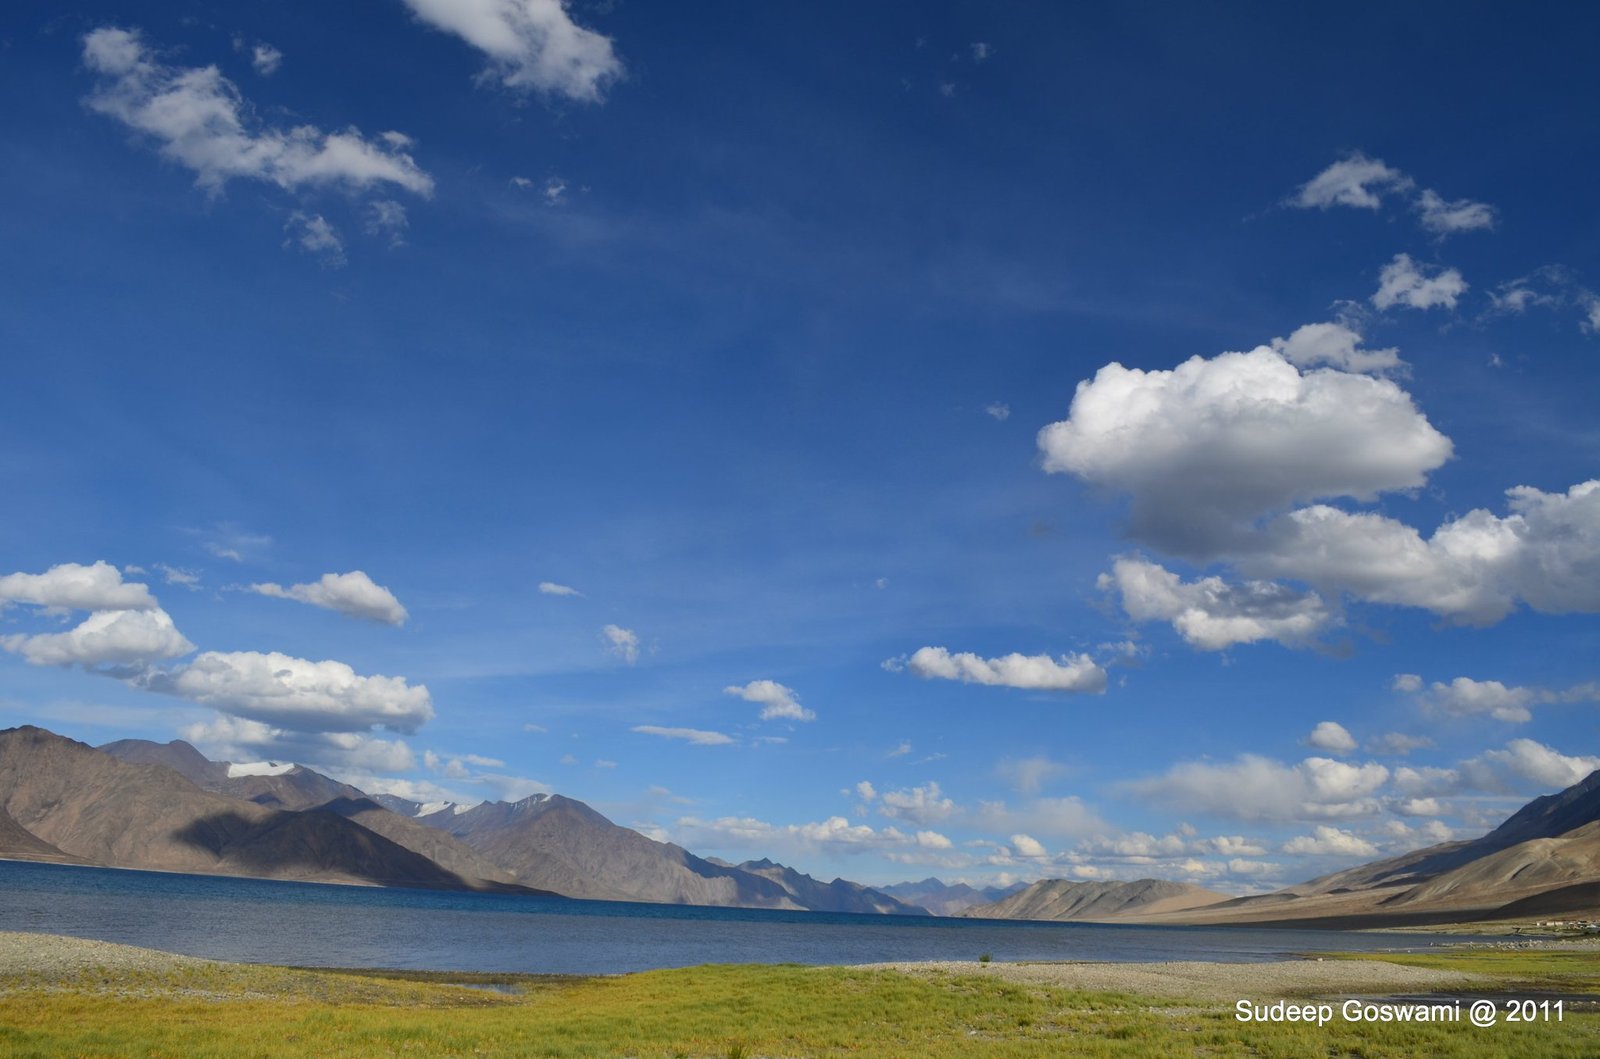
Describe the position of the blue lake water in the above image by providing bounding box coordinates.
[0,860,1490,975]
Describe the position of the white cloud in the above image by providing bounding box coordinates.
[971,42,992,62]
[631,725,733,746]
[1290,154,1494,239]
[887,740,912,758]
[147,651,434,733]
[251,570,408,625]
[984,401,1010,421]
[1371,253,1467,311]
[1306,721,1357,754]
[996,755,1067,796]
[1281,825,1378,857]
[1473,739,1600,791]
[284,212,346,266]
[1100,558,1332,650]
[0,560,157,611]
[903,646,1106,692]
[1270,322,1401,375]
[251,43,283,76]
[1292,152,1413,210]
[1396,739,1600,798]
[724,679,815,722]
[1416,189,1496,234]
[602,624,639,664]
[1010,833,1047,858]
[83,28,434,197]
[400,0,623,102]
[1126,754,1389,821]
[879,781,956,825]
[538,581,582,597]
[1401,676,1545,723]
[543,176,567,205]
[917,830,954,849]
[1247,482,1600,624]
[182,715,417,773]
[2,608,194,668]
[1038,343,1451,557]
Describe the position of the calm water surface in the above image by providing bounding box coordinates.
[0,860,1487,974]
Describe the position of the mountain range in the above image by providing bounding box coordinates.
[0,725,927,914]
[10,722,1600,928]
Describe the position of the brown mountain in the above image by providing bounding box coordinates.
[1133,769,1600,929]
[96,739,523,888]
[961,878,1229,921]
[0,802,84,864]
[733,859,930,915]
[0,726,520,891]
[411,793,804,908]
[99,739,366,811]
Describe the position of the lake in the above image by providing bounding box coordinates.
[0,860,1487,975]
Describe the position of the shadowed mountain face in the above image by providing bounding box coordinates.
[876,878,1029,916]
[0,802,84,863]
[407,793,803,908]
[0,726,513,890]
[961,878,1229,922]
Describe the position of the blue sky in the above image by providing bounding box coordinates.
[2,1,1598,891]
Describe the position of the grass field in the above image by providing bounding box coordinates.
[3,945,1599,1057]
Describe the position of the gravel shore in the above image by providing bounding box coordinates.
[0,932,1480,1004]
[859,958,1480,1001]
[0,931,214,977]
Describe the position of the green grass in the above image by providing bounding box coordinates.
[1,952,1597,1057]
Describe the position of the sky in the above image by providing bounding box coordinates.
[2,1,1598,893]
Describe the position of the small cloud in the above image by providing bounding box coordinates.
[250,571,408,626]
[251,43,283,76]
[984,402,1011,421]
[901,645,1106,692]
[1010,833,1047,858]
[970,42,992,62]
[1416,189,1496,235]
[1371,253,1467,311]
[1292,152,1414,210]
[938,82,956,98]
[522,723,548,733]
[595,759,617,769]
[539,581,582,597]
[724,679,815,722]
[874,577,889,590]
[631,725,733,746]
[544,177,567,205]
[602,624,639,664]
[1305,721,1357,755]
[284,212,346,267]
[887,740,913,758]
[560,753,579,765]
